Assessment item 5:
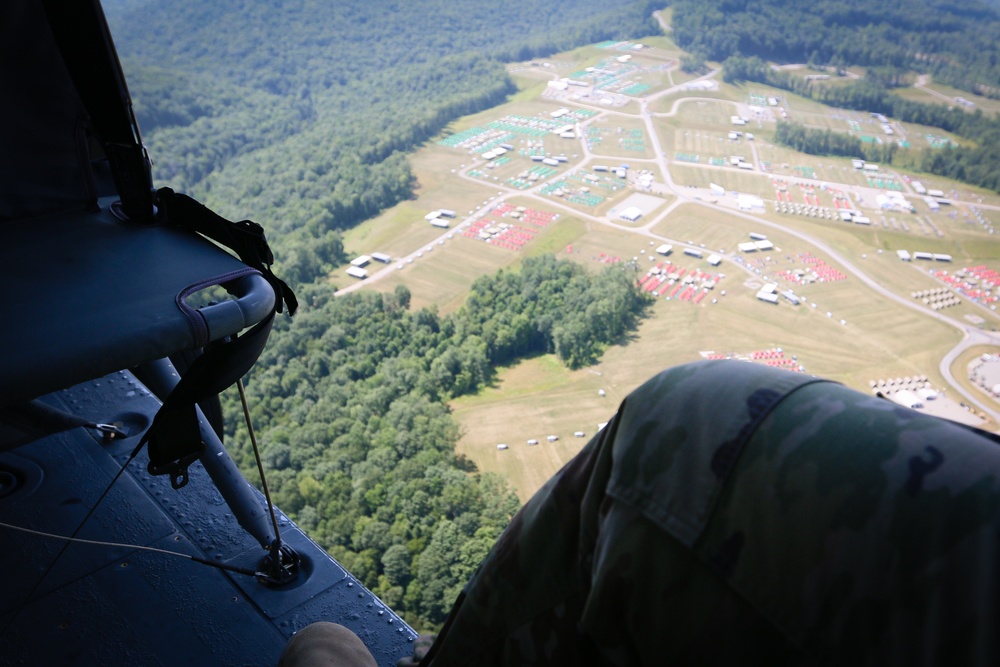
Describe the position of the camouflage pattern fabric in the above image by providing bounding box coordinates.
[410,360,1000,666]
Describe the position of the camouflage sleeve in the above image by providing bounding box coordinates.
[417,360,1000,666]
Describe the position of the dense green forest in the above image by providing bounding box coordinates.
[102,0,1000,630]
[671,0,1000,97]
[669,0,1000,192]
[223,257,651,628]
[101,0,660,631]
[105,0,659,284]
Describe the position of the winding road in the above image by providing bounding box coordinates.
[337,53,1000,424]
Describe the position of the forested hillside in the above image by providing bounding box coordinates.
[98,0,1000,632]
[671,0,1000,97]
[225,257,651,628]
[664,0,1000,194]
[105,0,659,283]
[101,0,659,630]
[723,55,1000,193]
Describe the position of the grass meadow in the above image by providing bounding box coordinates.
[342,47,1000,499]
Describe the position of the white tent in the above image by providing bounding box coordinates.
[891,390,923,409]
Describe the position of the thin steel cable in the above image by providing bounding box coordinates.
[237,378,282,547]
[0,442,141,637]
[0,519,258,577]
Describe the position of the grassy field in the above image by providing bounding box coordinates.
[786,110,852,132]
[895,120,968,150]
[652,89,738,114]
[782,93,840,117]
[756,147,874,186]
[443,190,994,498]
[673,98,741,127]
[893,82,1000,117]
[585,117,654,159]
[339,200,463,264]
[666,128,751,162]
[668,163,774,197]
[452,354,609,502]
[620,55,677,94]
[342,41,1000,501]
[453,257,982,502]
[521,214,590,259]
[764,199,1000,269]
[651,202,762,249]
[554,220,657,268]
[367,235,513,314]
[664,67,702,88]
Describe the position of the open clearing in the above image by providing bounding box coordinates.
[340,41,1000,499]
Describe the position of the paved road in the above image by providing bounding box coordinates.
[336,53,1000,423]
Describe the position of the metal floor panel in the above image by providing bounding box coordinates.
[0,372,416,666]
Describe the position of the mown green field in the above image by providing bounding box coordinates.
[893,82,1000,117]
[368,236,512,314]
[651,202,758,248]
[668,163,774,196]
[345,44,1000,499]
[585,117,655,159]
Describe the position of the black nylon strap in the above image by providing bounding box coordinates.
[139,190,296,487]
[143,313,275,488]
[168,349,225,442]
[156,188,298,315]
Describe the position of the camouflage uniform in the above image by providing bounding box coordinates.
[414,360,1000,666]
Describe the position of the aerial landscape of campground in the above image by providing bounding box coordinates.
[106,0,1000,630]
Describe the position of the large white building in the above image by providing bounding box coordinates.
[756,292,779,304]
[619,206,643,222]
[737,194,765,211]
[891,390,923,409]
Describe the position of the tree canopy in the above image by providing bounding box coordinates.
[723,55,1000,193]
[222,257,651,629]
[105,0,659,283]
[100,0,659,631]
[672,0,1000,97]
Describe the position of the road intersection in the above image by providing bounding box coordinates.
[338,60,1000,424]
